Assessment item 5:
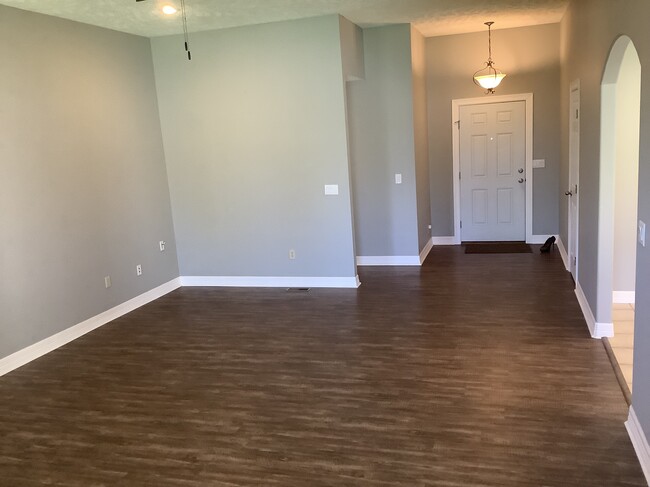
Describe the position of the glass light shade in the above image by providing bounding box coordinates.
[474,72,506,90]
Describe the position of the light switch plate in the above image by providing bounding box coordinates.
[639,220,646,247]
[533,159,546,169]
[324,184,339,195]
[395,173,402,184]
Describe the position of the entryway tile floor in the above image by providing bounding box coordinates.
[611,303,635,391]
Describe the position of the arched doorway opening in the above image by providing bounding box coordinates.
[598,36,641,397]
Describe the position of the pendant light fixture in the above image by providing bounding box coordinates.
[473,21,506,94]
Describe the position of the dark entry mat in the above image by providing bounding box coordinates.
[464,242,532,254]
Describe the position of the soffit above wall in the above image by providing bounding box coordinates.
[0,0,569,38]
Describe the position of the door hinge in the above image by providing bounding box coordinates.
[459,171,462,180]
[573,256,577,265]
[455,120,461,130]
[574,184,578,195]
[460,221,463,229]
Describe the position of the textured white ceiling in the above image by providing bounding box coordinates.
[0,0,569,38]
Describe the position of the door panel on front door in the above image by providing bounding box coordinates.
[497,188,513,223]
[497,133,513,176]
[472,189,488,224]
[471,135,487,176]
[460,101,526,242]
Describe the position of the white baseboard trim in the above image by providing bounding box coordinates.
[431,236,458,245]
[557,236,569,271]
[614,291,636,304]
[419,238,434,264]
[356,256,421,266]
[594,321,614,338]
[575,282,596,337]
[626,406,650,484]
[575,281,613,338]
[527,234,557,245]
[0,278,182,378]
[180,275,361,288]
[357,237,436,266]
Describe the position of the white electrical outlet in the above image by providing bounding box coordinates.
[104,276,112,289]
[289,249,296,260]
[159,241,166,252]
[136,264,143,276]
[639,220,646,247]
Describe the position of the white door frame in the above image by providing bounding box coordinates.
[451,93,536,244]
[567,79,581,278]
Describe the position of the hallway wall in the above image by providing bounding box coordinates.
[559,0,650,443]
[347,25,421,257]
[411,26,433,252]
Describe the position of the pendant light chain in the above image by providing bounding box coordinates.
[488,25,492,62]
[486,21,494,66]
[135,0,193,61]
[180,0,192,60]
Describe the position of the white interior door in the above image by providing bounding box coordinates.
[459,101,526,242]
[568,81,580,280]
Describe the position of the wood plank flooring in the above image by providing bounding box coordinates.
[0,246,645,486]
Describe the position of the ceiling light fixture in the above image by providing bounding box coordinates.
[473,21,506,94]
[162,5,177,15]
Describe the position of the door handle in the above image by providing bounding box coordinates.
[565,191,573,196]
[518,178,525,184]
[518,168,524,174]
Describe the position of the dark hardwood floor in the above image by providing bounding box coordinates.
[0,246,645,486]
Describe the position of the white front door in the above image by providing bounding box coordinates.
[568,81,580,280]
[459,101,526,242]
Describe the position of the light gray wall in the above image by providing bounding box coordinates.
[426,24,561,237]
[559,17,571,255]
[151,15,356,278]
[411,27,433,252]
[347,25,420,257]
[339,15,365,261]
[339,16,365,82]
[559,0,650,437]
[0,6,179,359]
[613,44,641,293]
